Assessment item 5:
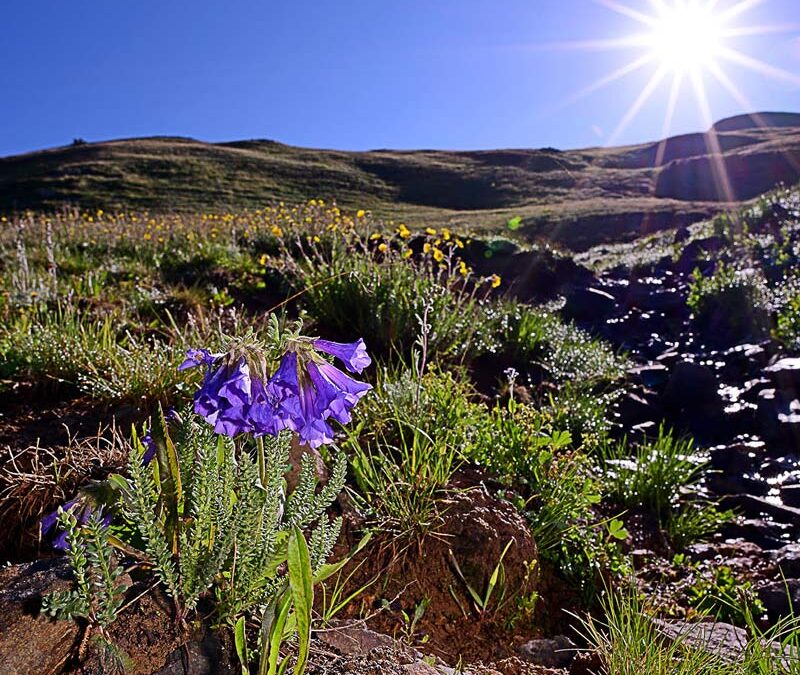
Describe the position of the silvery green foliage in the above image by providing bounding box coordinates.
[42,509,127,628]
[122,412,345,624]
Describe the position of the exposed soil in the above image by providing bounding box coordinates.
[330,480,541,665]
[77,586,186,675]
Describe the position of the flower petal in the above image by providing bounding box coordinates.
[179,348,221,371]
[313,338,371,374]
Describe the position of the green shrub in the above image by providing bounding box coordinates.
[775,292,800,350]
[286,237,496,364]
[599,426,701,522]
[353,365,484,453]
[687,263,770,342]
[468,401,572,487]
[486,301,626,386]
[686,565,765,626]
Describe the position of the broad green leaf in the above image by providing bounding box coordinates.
[234,616,249,675]
[265,593,292,675]
[288,526,314,674]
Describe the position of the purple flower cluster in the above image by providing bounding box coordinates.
[180,339,372,448]
[41,499,112,550]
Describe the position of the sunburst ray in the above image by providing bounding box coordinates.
[608,66,669,145]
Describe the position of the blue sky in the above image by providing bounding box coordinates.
[2,0,799,156]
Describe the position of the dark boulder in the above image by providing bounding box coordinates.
[770,544,800,579]
[663,361,727,442]
[562,286,617,323]
[782,485,800,509]
[0,558,80,675]
[758,579,800,621]
[675,236,726,275]
[517,635,576,668]
[765,358,800,396]
[709,443,758,474]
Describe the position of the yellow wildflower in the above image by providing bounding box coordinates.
[397,224,411,239]
[490,274,501,288]
[369,232,382,241]
[403,248,413,259]
[143,232,152,240]
[432,248,444,262]
[356,209,366,219]
[378,243,388,253]
[259,254,268,266]
[423,242,431,254]
[271,225,283,237]
[441,227,451,241]
[458,261,469,276]
[425,227,437,236]
[455,239,464,249]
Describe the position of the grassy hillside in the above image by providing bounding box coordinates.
[2,112,799,250]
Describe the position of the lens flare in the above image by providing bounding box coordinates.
[649,2,724,72]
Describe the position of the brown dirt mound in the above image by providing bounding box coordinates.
[333,483,540,665]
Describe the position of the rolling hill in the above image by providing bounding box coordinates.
[2,111,799,250]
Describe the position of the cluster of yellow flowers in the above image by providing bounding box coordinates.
[1,200,502,289]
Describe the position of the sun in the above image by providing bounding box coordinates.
[648,2,725,73]
[550,0,800,160]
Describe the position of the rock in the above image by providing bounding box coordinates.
[782,485,800,508]
[707,471,769,497]
[756,389,800,446]
[664,361,719,409]
[720,494,800,529]
[569,651,604,675]
[631,549,656,566]
[316,623,403,657]
[758,579,800,621]
[765,358,800,394]
[686,540,763,563]
[675,236,726,275]
[517,635,576,668]
[653,619,794,666]
[771,544,800,579]
[0,558,80,675]
[720,518,793,550]
[644,288,686,317]
[663,361,726,441]
[155,629,238,675]
[709,444,757,474]
[562,287,617,323]
[627,363,669,389]
[311,625,480,675]
[674,227,690,243]
[614,390,658,430]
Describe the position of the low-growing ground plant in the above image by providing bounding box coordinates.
[687,262,771,343]
[599,426,701,523]
[347,420,460,541]
[666,501,735,553]
[42,320,373,674]
[577,588,734,675]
